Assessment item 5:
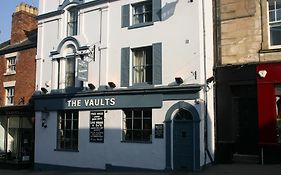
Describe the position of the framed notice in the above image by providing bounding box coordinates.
[89,111,104,143]
[155,124,164,138]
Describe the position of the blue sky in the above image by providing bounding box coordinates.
[0,0,39,43]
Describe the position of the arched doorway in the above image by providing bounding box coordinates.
[173,109,194,170]
[164,101,200,171]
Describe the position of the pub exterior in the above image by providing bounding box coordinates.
[33,0,214,171]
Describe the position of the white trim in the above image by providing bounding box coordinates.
[4,52,18,58]
[3,81,16,87]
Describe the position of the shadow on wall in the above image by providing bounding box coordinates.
[161,0,179,21]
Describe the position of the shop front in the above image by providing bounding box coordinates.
[33,85,212,171]
[0,106,34,168]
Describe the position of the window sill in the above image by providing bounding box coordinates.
[4,71,16,76]
[128,22,154,29]
[121,140,152,144]
[54,149,79,152]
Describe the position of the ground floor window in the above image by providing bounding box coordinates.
[57,110,78,150]
[122,109,152,142]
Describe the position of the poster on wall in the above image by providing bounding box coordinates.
[155,124,164,138]
[89,111,104,143]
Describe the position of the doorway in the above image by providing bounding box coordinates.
[173,109,194,170]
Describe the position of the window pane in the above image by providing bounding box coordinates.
[133,119,142,129]
[126,119,132,129]
[270,24,281,45]
[269,1,275,10]
[269,11,275,22]
[277,1,281,9]
[143,130,152,141]
[277,9,281,20]
[143,119,152,129]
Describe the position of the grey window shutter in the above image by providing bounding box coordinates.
[153,0,161,22]
[121,4,130,28]
[152,43,162,85]
[121,47,130,87]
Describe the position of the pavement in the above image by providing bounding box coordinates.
[0,163,281,175]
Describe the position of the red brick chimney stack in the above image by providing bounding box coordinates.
[10,3,38,45]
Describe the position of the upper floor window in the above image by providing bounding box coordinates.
[67,7,78,36]
[132,47,152,84]
[122,109,152,142]
[5,87,15,106]
[7,57,16,73]
[57,110,79,150]
[121,0,161,28]
[121,43,162,87]
[269,0,281,46]
[132,1,152,25]
[65,56,76,87]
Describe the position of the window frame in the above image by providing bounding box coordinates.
[132,46,153,85]
[122,108,152,143]
[6,57,16,74]
[67,6,78,36]
[5,87,15,106]
[132,1,153,25]
[56,110,79,151]
[268,0,281,48]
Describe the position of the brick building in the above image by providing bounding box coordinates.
[0,3,37,168]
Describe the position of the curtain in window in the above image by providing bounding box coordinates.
[133,50,145,83]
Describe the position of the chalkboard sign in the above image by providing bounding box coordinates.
[155,124,164,138]
[90,111,104,143]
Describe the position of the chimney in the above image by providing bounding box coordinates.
[11,3,38,44]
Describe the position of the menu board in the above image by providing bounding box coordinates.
[89,111,104,143]
[155,124,164,138]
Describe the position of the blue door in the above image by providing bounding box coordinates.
[173,109,194,170]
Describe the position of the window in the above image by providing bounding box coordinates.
[132,1,152,25]
[65,57,75,87]
[269,0,281,46]
[5,87,14,105]
[57,110,78,150]
[123,109,152,142]
[121,43,162,87]
[67,7,78,36]
[132,47,152,84]
[121,0,161,28]
[7,57,16,73]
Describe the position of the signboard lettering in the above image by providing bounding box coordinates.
[90,111,104,143]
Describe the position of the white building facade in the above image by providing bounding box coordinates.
[34,0,214,171]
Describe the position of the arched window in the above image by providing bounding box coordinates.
[174,108,193,121]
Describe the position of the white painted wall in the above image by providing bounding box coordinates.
[35,0,215,170]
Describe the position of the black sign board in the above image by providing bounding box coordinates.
[155,124,164,138]
[90,111,104,143]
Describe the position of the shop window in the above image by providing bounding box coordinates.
[123,109,152,142]
[268,0,281,46]
[57,110,78,150]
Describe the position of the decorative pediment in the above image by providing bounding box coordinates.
[58,0,84,10]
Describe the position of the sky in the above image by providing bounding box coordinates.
[0,0,39,43]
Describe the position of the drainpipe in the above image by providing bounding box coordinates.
[202,0,215,166]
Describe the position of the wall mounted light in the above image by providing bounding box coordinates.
[88,83,96,90]
[41,87,48,94]
[108,82,116,88]
[175,77,183,85]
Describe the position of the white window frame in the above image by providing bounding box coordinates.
[4,53,17,75]
[132,46,153,85]
[131,0,152,25]
[268,0,281,48]
[5,87,15,106]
